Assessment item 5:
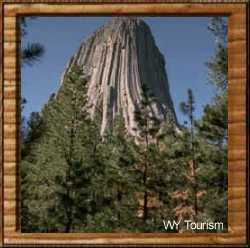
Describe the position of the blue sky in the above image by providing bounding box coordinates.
[21,16,227,125]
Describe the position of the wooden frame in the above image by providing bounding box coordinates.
[0,0,249,246]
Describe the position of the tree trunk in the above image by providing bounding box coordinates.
[143,190,148,222]
[190,114,198,219]
[142,153,148,222]
[65,213,72,233]
[117,186,122,222]
[142,125,149,223]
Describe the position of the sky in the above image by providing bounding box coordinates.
[21,16,227,125]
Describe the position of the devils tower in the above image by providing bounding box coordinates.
[60,17,178,135]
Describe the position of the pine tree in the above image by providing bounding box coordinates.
[21,65,105,232]
[179,89,199,219]
[21,111,45,158]
[206,17,227,92]
[133,83,161,224]
[51,65,91,232]
[159,121,197,229]
[89,115,139,232]
[195,17,228,227]
[21,17,228,233]
[21,17,44,66]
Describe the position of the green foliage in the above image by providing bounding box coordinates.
[198,96,227,146]
[21,111,45,158]
[21,17,45,66]
[21,17,228,233]
[180,89,195,121]
[22,43,45,66]
[196,16,228,228]
[206,17,227,92]
[21,66,101,232]
[21,66,139,232]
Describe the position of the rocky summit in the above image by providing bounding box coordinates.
[60,17,178,135]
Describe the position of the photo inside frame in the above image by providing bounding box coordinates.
[20,16,228,233]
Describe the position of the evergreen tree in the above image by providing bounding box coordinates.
[196,17,228,227]
[89,116,139,232]
[179,89,199,219]
[133,83,161,224]
[21,111,45,158]
[21,17,44,66]
[159,121,201,229]
[50,65,91,232]
[21,66,104,232]
[206,17,227,92]
[21,17,228,233]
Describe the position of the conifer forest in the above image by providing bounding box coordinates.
[21,17,228,233]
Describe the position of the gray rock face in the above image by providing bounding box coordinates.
[60,17,178,135]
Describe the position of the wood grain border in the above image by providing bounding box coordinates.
[0,0,248,246]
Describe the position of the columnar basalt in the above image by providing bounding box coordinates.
[60,17,178,135]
